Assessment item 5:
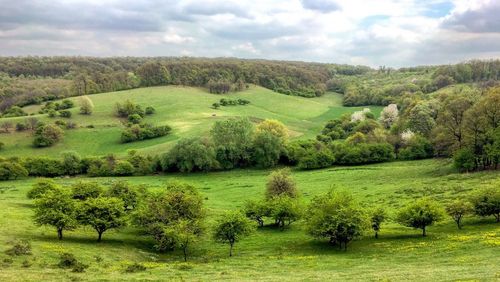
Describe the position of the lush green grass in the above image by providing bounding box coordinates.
[0,159,498,281]
[0,86,381,158]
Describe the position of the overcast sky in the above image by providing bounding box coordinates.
[0,0,499,67]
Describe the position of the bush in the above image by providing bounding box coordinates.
[23,157,64,177]
[61,151,82,175]
[121,124,171,143]
[124,263,147,273]
[58,252,89,272]
[113,160,135,176]
[396,198,445,236]
[453,148,476,172]
[0,160,28,180]
[266,168,298,199]
[5,240,32,256]
[59,110,72,118]
[398,135,434,160]
[16,122,27,131]
[470,188,500,222]
[33,124,64,147]
[128,113,142,124]
[162,137,219,172]
[145,106,155,115]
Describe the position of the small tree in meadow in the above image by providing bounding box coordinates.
[71,181,103,200]
[470,188,500,222]
[213,211,255,257]
[77,197,126,241]
[34,190,78,240]
[265,168,298,199]
[164,219,203,262]
[396,198,445,236]
[27,178,60,199]
[79,96,94,115]
[370,207,386,238]
[445,200,473,229]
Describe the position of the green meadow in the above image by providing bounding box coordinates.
[0,159,498,281]
[0,86,381,158]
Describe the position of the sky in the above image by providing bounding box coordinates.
[0,0,499,67]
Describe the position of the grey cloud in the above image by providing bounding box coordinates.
[300,0,341,13]
[180,1,250,18]
[441,1,500,33]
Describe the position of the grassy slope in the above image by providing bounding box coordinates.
[0,86,381,158]
[0,159,498,281]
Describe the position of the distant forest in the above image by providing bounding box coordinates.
[0,57,499,112]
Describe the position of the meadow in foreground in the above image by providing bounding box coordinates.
[0,159,498,281]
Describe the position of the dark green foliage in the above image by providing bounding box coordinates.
[469,188,500,222]
[58,253,88,272]
[23,157,64,177]
[61,151,82,175]
[137,61,171,86]
[115,100,145,118]
[124,263,147,273]
[252,131,282,168]
[370,207,386,238]
[306,191,368,250]
[33,124,64,147]
[453,148,476,172]
[5,240,32,256]
[1,106,27,117]
[145,106,155,115]
[71,181,103,200]
[106,181,140,211]
[120,124,171,143]
[113,160,135,176]
[218,98,250,106]
[58,110,72,118]
[162,137,219,172]
[396,198,445,236]
[0,160,28,180]
[77,197,126,241]
[399,135,434,160]
[127,113,142,124]
[211,118,254,169]
[332,142,395,165]
[213,211,255,256]
[27,178,60,199]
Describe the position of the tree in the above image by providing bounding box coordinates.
[470,188,500,222]
[61,151,82,175]
[162,137,219,172]
[213,211,255,257]
[136,62,171,86]
[396,198,445,236]
[77,197,126,242]
[305,190,368,250]
[453,148,476,172]
[255,119,289,144]
[164,219,203,261]
[243,200,268,227]
[71,181,103,200]
[211,118,254,169]
[106,181,139,211]
[265,168,298,199]
[370,207,386,238]
[79,96,94,115]
[268,196,303,229]
[33,124,64,147]
[27,178,60,199]
[252,131,282,168]
[134,182,205,252]
[379,104,399,129]
[445,200,473,229]
[33,190,78,240]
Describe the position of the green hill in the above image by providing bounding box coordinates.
[0,85,381,158]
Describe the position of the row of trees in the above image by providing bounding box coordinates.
[30,171,499,260]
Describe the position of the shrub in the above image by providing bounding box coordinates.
[398,134,434,160]
[370,207,386,238]
[128,113,142,124]
[16,122,27,131]
[79,96,94,115]
[470,188,500,222]
[252,131,282,168]
[61,151,82,175]
[59,110,72,118]
[453,148,476,172]
[23,157,64,177]
[113,160,135,176]
[266,168,298,199]
[145,106,155,115]
[33,124,64,147]
[58,252,88,272]
[121,124,171,143]
[0,160,28,180]
[268,196,303,229]
[5,240,32,256]
[124,263,147,273]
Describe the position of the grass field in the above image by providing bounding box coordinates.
[0,159,498,281]
[0,86,381,158]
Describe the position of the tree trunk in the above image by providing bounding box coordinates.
[183,247,187,262]
[57,228,63,240]
[229,243,234,257]
[97,231,103,242]
[496,213,499,223]
[375,231,378,239]
[422,226,426,237]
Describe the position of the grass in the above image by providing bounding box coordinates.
[0,85,381,158]
[0,159,498,281]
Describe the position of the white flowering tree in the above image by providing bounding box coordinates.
[379,104,399,128]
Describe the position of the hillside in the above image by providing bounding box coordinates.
[0,85,381,157]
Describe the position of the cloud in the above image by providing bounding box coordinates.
[441,0,500,33]
[0,0,498,67]
[300,0,341,13]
